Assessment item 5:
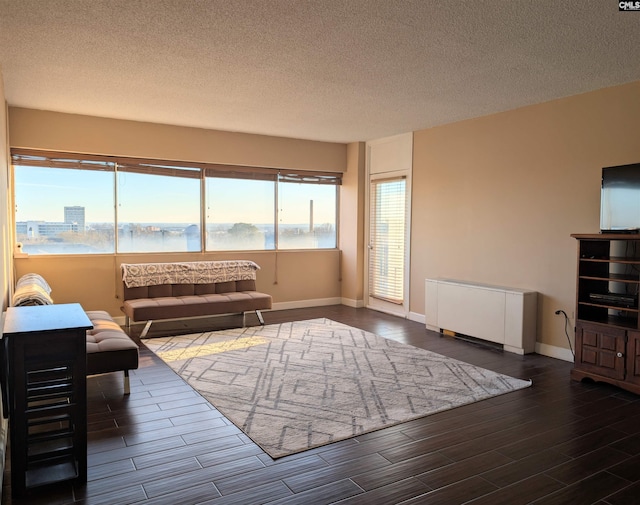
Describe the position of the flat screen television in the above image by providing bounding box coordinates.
[600,163,640,233]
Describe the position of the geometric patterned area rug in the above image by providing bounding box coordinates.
[143,318,532,458]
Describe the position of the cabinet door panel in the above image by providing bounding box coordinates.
[575,323,625,381]
[626,331,640,387]
[600,334,619,351]
[582,330,598,348]
[581,348,597,365]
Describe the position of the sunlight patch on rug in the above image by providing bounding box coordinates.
[155,336,270,361]
[143,318,532,458]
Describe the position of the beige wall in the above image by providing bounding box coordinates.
[9,108,346,172]
[0,68,11,310]
[9,82,640,357]
[411,81,640,355]
[14,250,342,316]
[9,108,348,317]
[0,62,8,497]
[339,142,366,306]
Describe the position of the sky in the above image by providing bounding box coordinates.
[14,166,336,226]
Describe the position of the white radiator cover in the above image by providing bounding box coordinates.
[425,279,537,355]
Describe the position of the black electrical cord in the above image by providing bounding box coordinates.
[555,310,575,358]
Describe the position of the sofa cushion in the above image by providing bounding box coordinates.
[122,291,272,323]
[85,310,139,376]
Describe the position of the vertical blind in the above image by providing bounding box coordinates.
[369,177,406,304]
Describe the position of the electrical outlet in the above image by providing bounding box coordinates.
[554,309,574,323]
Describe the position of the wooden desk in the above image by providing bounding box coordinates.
[2,303,92,496]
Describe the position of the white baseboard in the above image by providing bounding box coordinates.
[423,323,575,362]
[271,297,342,311]
[535,342,575,363]
[341,297,364,308]
[115,303,575,363]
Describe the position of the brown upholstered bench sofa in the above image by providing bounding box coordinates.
[12,274,139,395]
[120,260,272,337]
[85,310,139,394]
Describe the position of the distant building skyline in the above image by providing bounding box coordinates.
[16,206,85,238]
[15,204,335,253]
[64,206,85,231]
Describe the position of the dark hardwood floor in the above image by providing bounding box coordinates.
[3,306,640,504]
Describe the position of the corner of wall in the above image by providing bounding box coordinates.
[0,66,12,312]
[340,142,366,303]
[0,62,10,495]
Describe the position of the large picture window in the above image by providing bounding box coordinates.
[116,162,201,253]
[12,150,341,255]
[205,169,276,251]
[14,153,116,254]
[278,181,337,249]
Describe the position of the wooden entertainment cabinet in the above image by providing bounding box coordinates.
[571,234,640,394]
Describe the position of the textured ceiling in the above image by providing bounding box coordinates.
[1,0,639,143]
